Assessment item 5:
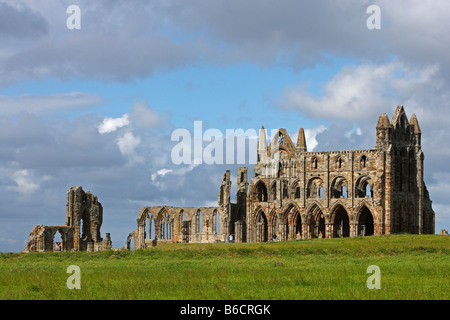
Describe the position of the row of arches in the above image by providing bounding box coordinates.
[253,175,373,202]
[252,203,375,242]
[128,207,225,250]
[138,208,222,241]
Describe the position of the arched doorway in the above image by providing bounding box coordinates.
[307,205,325,239]
[332,205,350,238]
[126,234,135,250]
[256,211,268,242]
[358,206,374,236]
[293,211,302,240]
[53,229,63,252]
[255,181,268,202]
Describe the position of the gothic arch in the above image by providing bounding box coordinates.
[354,201,377,221]
[251,205,265,225]
[307,177,324,198]
[290,179,302,199]
[305,201,325,216]
[155,206,171,222]
[306,203,325,239]
[270,181,277,200]
[357,205,375,236]
[355,175,374,198]
[330,204,350,238]
[255,209,269,242]
[254,179,268,202]
[195,209,203,233]
[359,154,368,169]
[125,233,137,250]
[330,176,349,198]
[283,203,302,240]
[159,211,173,240]
[281,201,301,220]
[311,156,318,169]
[335,155,343,169]
[137,208,151,225]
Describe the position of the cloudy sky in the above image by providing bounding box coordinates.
[1,0,449,252]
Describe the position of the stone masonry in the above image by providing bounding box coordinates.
[127,106,435,248]
[24,186,112,252]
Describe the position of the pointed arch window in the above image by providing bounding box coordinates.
[336,156,342,169]
[197,210,203,233]
[360,155,367,168]
[282,181,289,199]
[312,157,318,169]
[215,210,220,234]
[271,182,277,200]
[255,181,268,202]
[295,186,301,199]
[160,212,173,240]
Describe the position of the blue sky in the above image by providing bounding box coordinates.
[1,61,342,131]
[1,0,449,252]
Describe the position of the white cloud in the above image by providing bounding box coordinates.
[98,114,130,134]
[279,60,440,122]
[150,164,199,190]
[304,125,327,151]
[129,101,165,128]
[151,168,173,181]
[116,131,143,163]
[7,169,39,194]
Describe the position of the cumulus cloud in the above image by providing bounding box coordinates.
[116,131,143,163]
[129,101,167,128]
[0,2,48,39]
[98,114,130,134]
[279,61,440,122]
[151,168,173,181]
[1,0,449,88]
[7,169,39,194]
[304,126,328,151]
[277,58,450,155]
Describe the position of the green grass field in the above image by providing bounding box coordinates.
[0,235,448,300]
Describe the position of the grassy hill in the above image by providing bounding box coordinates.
[0,234,448,300]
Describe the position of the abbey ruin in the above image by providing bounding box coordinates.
[24,186,112,252]
[126,106,435,249]
[23,105,435,252]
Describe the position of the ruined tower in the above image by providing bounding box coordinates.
[127,106,434,248]
[24,186,111,252]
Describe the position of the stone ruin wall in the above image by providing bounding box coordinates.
[127,106,435,247]
[24,186,111,252]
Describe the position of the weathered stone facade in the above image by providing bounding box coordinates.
[128,106,434,248]
[24,186,112,252]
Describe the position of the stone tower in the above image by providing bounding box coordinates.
[24,186,111,252]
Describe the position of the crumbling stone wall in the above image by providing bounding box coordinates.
[24,186,111,252]
[127,168,249,249]
[129,106,434,247]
